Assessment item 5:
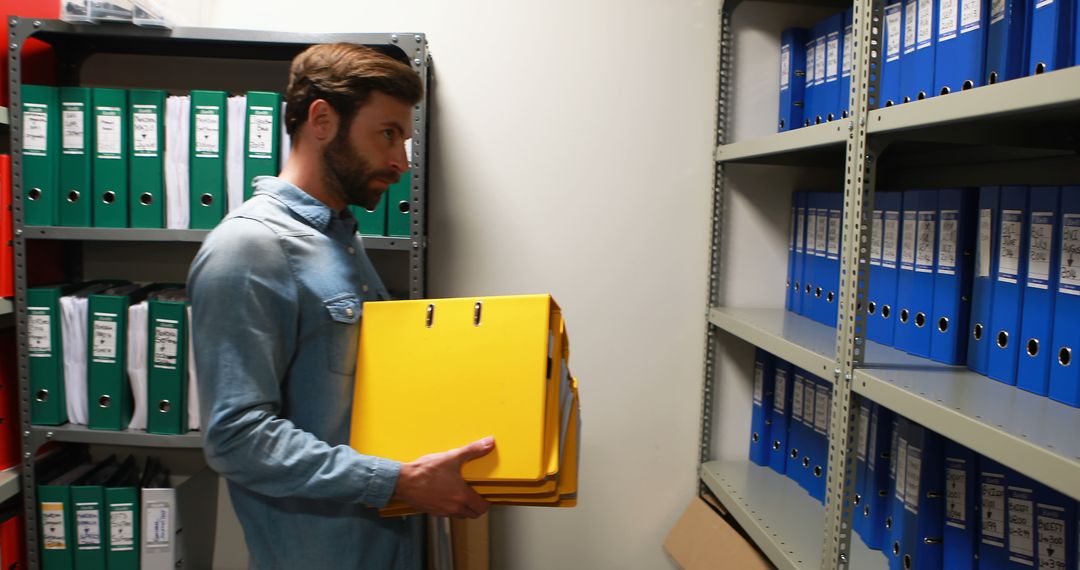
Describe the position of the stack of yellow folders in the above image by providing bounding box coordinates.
[350,294,580,517]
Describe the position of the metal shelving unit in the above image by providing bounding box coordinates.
[9,18,432,568]
[700,460,885,570]
[702,0,1080,568]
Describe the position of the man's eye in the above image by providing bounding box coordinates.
[382,130,394,141]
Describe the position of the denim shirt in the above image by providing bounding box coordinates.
[188,177,420,570]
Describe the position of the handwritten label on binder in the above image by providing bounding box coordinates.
[991,0,1006,24]
[895,439,908,502]
[248,106,275,157]
[1027,213,1054,289]
[110,506,135,550]
[940,0,959,41]
[902,214,917,267]
[28,312,51,354]
[133,107,160,156]
[24,104,49,155]
[1060,215,1080,295]
[918,0,934,46]
[145,501,171,549]
[796,211,805,253]
[780,45,791,90]
[905,1,918,53]
[76,503,102,548]
[42,502,67,549]
[195,107,221,157]
[884,212,900,267]
[814,38,826,85]
[938,211,959,274]
[904,446,922,514]
[856,406,870,462]
[983,480,1006,542]
[916,212,936,273]
[96,108,123,157]
[978,208,993,278]
[867,417,879,473]
[154,322,180,368]
[92,316,119,362]
[772,370,787,414]
[842,25,853,77]
[998,210,1023,283]
[946,463,967,527]
[871,211,884,265]
[961,0,982,31]
[813,386,829,435]
[826,34,840,80]
[791,378,804,421]
[816,211,829,257]
[752,362,764,405]
[1008,492,1035,560]
[827,210,841,259]
[1037,510,1067,568]
[887,7,903,60]
[62,104,85,153]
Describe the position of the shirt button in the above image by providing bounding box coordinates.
[345,308,354,318]
[348,246,356,254]
[362,285,369,293]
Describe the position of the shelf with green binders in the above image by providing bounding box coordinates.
[28,424,203,450]
[20,226,417,250]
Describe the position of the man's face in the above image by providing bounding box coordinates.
[322,91,413,211]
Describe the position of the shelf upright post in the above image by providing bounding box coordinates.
[822,0,884,568]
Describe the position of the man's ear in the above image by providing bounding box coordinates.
[307,99,339,143]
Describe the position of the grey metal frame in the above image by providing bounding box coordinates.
[8,18,431,568]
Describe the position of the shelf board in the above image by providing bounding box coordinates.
[709,306,1080,500]
[21,226,414,250]
[0,466,20,504]
[868,66,1080,142]
[700,459,885,570]
[853,344,1080,500]
[715,121,848,166]
[31,424,203,448]
[708,307,836,380]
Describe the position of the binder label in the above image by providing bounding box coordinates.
[999,210,1023,283]
[805,42,816,85]
[76,503,102,549]
[870,211,884,265]
[801,380,816,428]
[96,107,123,158]
[978,208,993,277]
[939,0,959,41]
[154,320,180,369]
[1008,491,1035,562]
[28,309,52,355]
[813,385,829,435]
[248,106,276,158]
[842,25,853,78]
[109,504,136,550]
[92,315,119,363]
[917,0,934,48]
[791,377,804,421]
[938,210,959,274]
[145,500,171,549]
[884,211,900,268]
[753,361,764,405]
[867,411,879,473]
[195,106,222,157]
[796,210,805,253]
[806,210,818,254]
[780,44,791,90]
[814,37,826,87]
[1035,0,1055,8]
[1060,215,1080,295]
[904,0,918,53]
[902,212,917,268]
[886,5,903,61]
[894,438,908,501]
[961,0,982,32]
[772,369,787,413]
[826,33,840,82]
[62,103,86,154]
[946,462,967,526]
[856,405,870,462]
[827,210,841,259]
[903,445,921,514]
[1027,212,1054,289]
[24,103,49,156]
[816,209,829,258]
[916,211,936,273]
[42,502,67,549]
[1036,508,1066,569]
[991,0,1006,24]
[982,479,1006,542]
[133,105,160,157]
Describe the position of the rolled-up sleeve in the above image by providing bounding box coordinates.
[188,217,399,507]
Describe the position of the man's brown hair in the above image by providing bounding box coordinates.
[284,43,423,137]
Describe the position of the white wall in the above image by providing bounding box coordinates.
[201,1,719,568]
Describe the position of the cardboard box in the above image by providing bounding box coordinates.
[663,496,773,570]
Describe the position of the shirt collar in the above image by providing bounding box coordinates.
[252,176,356,234]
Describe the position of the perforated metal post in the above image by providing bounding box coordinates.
[822,1,883,568]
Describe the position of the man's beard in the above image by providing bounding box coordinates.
[322,127,399,211]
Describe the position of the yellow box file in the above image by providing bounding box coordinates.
[351,295,561,483]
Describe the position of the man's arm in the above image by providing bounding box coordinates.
[189,218,398,507]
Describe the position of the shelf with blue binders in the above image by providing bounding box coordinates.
[714,121,849,166]
[19,225,416,250]
[707,305,1080,500]
[700,459,885,570]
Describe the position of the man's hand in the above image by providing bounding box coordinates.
[392,436,495,518]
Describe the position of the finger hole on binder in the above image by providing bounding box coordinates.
[962,80,974,91]
[853,494,861,506]
[398,200,410,214]
[473,301,482,327]
[159,400,171,413]
[914,312,926,328]
[67,190,80,203]
[891,540,900,555]
[426,304,435,328]
[813,465,822,477]
[772,440,782,450]
[973,323,984,340]
[790,448,799,459]
[98,395,111,408]
[988,71,999,84]
[937,317,948,333]
[916,91,927,101]
[140,192,154,206]
[200,193,214,207]
[903,554,912,569]
[102,191,116,204]
[28,187,42,201]
[815,287,823,298]
[997,331,1009,348]
[35,389,48,402]
[1060,347,1072,367]
[863,505,870,518]
[827,291,835,304]
[881,305,891,319]
[1035,63,1046,74]
[751,432,760,443]
[779,119,786,130]
[802,457,811,468]
[868,301,877,315]
[1027,339,1039,357]
[940,86,950,96]
[899,309,909,324]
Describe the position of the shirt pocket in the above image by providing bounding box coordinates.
[324,293,362,376]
